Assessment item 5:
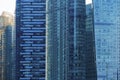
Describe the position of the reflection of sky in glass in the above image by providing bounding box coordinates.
[94,0,119,80]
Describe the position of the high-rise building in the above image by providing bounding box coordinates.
[2,25,12,80]
[0,12,14,80]
[16,0,46,80]
[93,0,120,80]
[12,26,16,80]
[47,0,86,80]
[85,4,97,80]
[0,11,14,27]
[0,30,3,80]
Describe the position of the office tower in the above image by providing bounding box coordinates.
[2,25,12,80]
[0,12,14,80]
[0,30,3,79]
[16,0,46,80]
[0,11,14,27]
[12,26,16,80]
[47,0,86,80]
[86,4,97,80]
[93,0,120,80]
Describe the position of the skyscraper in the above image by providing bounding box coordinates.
[86,4,97,80]
[12,25,16,80]
[16,0,46,80]
[0,11,14,80]
[93,0,120,80]
[0,30,3,80]
[2,25,12,80]
[47,0,86,80]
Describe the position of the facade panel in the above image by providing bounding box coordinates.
[47,0,86,80]
[86,4,97,80]
[16,0,46,80]
[3,26,12,80]
[93,0,120,80]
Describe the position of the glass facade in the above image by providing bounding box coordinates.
[47,0,86,80]
[12,26,16,80]
[2,26,12,80]
[93,0,120,80]
[86,4,97,80]
[16,0,46,80]
[0,31,2,80]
